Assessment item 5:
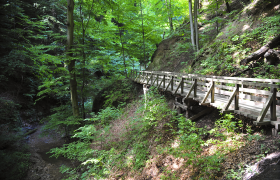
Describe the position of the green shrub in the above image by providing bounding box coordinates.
[0,150,30,180]
[0,97,21,126]
[42,104,81,138]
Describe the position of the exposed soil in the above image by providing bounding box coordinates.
[25,124,74,180]
[133,104,280,180]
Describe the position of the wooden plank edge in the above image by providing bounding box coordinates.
[253,121,271,125]
[189,108,212,121]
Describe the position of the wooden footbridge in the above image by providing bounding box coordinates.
[129,70,280,132]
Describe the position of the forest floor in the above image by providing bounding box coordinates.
[138,109,280,180]
[24,124,74,180]
[105,92,280,180]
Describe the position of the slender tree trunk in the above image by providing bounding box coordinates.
[79,1,94,118]
[140,0,146,69]
[81,33,85,119]
[81,3,86,119]
[216,0,219,35]
[194,0,199,51]
[225,0,231,13]
[67,0,79,117]
[189,0,195,49]
[118,27,126,77]
[168,0,173,32]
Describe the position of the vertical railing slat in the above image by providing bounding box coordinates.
[271,83,277,121]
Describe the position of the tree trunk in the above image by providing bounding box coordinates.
[118,27,126,77]
[67,0,79,117]
[189,0,195,49]
[194,0,199,51]
[240,34,280,65]
[79,1,94,119]
[216,0,219,35]
[169,0,173,32]
[140,0,146,69]
[225,0,231,13]
[81,29,86,119]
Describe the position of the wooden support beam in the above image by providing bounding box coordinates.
[200,103,210,106]
[163,75,166,88]
[157,78,164,89]
[171,76,174,91]
[189,108,212,121]
[270,84,277,121]
[142,72,148,83]
[151,75,159,87]
[223,110,234,114]
[184,80,197,99]
[174,79,183,94]
[165,78,172,91]
[253,120,271,125]
[146,74,153,84]
[174,102,188,110]
[257,92,274,122]
[156,74,159,87]
[222,86,238,111]
[211,81,215,103]
[234,84,239,110]
[201,81,215,104]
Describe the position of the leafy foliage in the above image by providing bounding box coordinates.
[0,150,30,180]
[42,104,81,138]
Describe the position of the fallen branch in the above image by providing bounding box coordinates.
[264,49,280,65]
[189,108,212,121]
[231,58,262,77]
[240,34,280,65]
[24,128,37,136]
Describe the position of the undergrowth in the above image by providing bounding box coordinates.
[195,11,280,77]
[48,87,253,179]
[0,97,30,180]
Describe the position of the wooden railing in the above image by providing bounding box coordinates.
[129,70,280,127]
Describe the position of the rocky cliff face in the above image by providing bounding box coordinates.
[148,36,195,72]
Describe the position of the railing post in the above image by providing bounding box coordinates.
[171,76,174,91]
[150,73,153,85]
[211,80,215,103]
[135,71,138,82]
[163,75,166,88]
[271,83,277,121]
[194,79,197,97]
[235,84,239,110]
[181,77,184,94]
[157,74,159,87]
[240,80,244,100]
[139,71,141,83]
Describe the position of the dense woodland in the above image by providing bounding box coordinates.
[0,0,280,179]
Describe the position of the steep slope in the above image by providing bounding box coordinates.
[148,0,280,79]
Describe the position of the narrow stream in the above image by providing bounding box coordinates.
[25,125,75,180]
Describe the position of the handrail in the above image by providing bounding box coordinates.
[130,70,280,125]
[141,70,280,83]
[135,70,280,87]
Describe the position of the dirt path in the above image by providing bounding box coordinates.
[25,125,73,180]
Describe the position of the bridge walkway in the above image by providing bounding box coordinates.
[130,70,280,134]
